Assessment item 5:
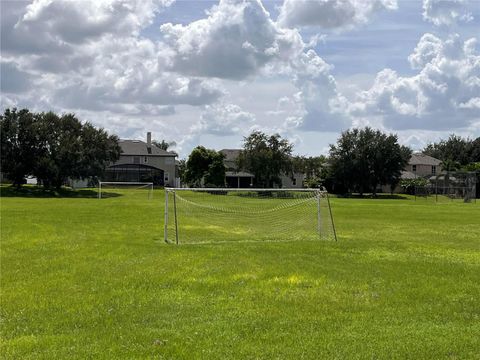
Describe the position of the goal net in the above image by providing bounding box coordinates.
[414,171,477,203]
[98,182,153,199]
[164,188,337,244]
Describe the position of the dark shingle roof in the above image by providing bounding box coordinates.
[409,153,441,166]
[225,171,254,177]
[119,140,176,156]
[219,149,242,161]
[401,171,417,179]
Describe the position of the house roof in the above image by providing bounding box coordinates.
[119,140,176,156]
[219,149,242,162]
[401,171,417,179]
[409,153,441,166]
[225,171,254,177]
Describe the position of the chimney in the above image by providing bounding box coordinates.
[147,132,152,148]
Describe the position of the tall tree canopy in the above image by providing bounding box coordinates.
[291,155,327,188]
[238,131,293,188]
[184,146,225,187]
[0,108,38,187]
[423,134,480,166]
[329,127,411,195]
[0,108,121,188]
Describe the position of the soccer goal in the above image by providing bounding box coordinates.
[414,171,477,203]
[164,188,337,244]
[98,182,153,199]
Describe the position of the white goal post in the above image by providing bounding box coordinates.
[164,187,337,244]
[98,181,154,199]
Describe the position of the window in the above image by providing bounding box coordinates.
[412,165,417,172]
[133,156,140,164]
[144,156,148,163]
[164,172,169,182]
[432,165,436,175]
[292,178,297,186]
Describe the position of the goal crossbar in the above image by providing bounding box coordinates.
[166,187,322,192]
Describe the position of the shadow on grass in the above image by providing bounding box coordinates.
[337,193,409,200]
[0,185,121,199]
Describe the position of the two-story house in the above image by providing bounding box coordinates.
[405,153,442,178]
[219,149,304,188]
[219,149,255,188]
[103,132,177,186]
[380,153,443,193]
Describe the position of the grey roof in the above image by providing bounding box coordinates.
[119,140,176,156]
[219,149,242,161]
[429,175,457,181]
[409,153,441,166]
[225,171,254,177]
[401,171,417,179]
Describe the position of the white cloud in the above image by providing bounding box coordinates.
[350,33,480,130]
[1,0,223,115]
[195,103,256,135]
[159,0,304,80]
[157,0,349,132]
[278,0,397,30]
[422,0,473,26]
[408,33,444,69]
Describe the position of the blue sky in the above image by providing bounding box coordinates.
[1,0,479,157]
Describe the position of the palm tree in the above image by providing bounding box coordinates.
[440,159,461,172]
[152,139,176,151]
[439,159,461,195]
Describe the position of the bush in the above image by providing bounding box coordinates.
[400,178,428,195]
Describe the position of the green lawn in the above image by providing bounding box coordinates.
[1,187,479,359]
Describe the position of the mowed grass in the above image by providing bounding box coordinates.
[1,187,479,359]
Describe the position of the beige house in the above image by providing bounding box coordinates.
[381,153,443,193]
[406,153,442,177]
[103,132,177,186]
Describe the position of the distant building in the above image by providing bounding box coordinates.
[103,132,177,186]
[381,153,443,193]
[219,149,304,188]
[219,149,255,188]
[406,153,442,177]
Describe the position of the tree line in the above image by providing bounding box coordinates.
[182,128,411,195]
[3,107,479,194]
[181,129,480,195]
[1,108,121,189]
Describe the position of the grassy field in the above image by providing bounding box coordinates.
[1,187,479,359]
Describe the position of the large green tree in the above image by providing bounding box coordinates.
[184,146,225,187]
[0,108,38,187]
[329,127,411,195]
[423,134,480,166]
[291,155,327,188]
[238,131,293,188]
[0,108,121,189]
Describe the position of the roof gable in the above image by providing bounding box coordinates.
[409,153,441,166]
[219,149,242,162]
[119,140,176,156]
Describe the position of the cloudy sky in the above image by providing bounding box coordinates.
[1,0,479,157]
